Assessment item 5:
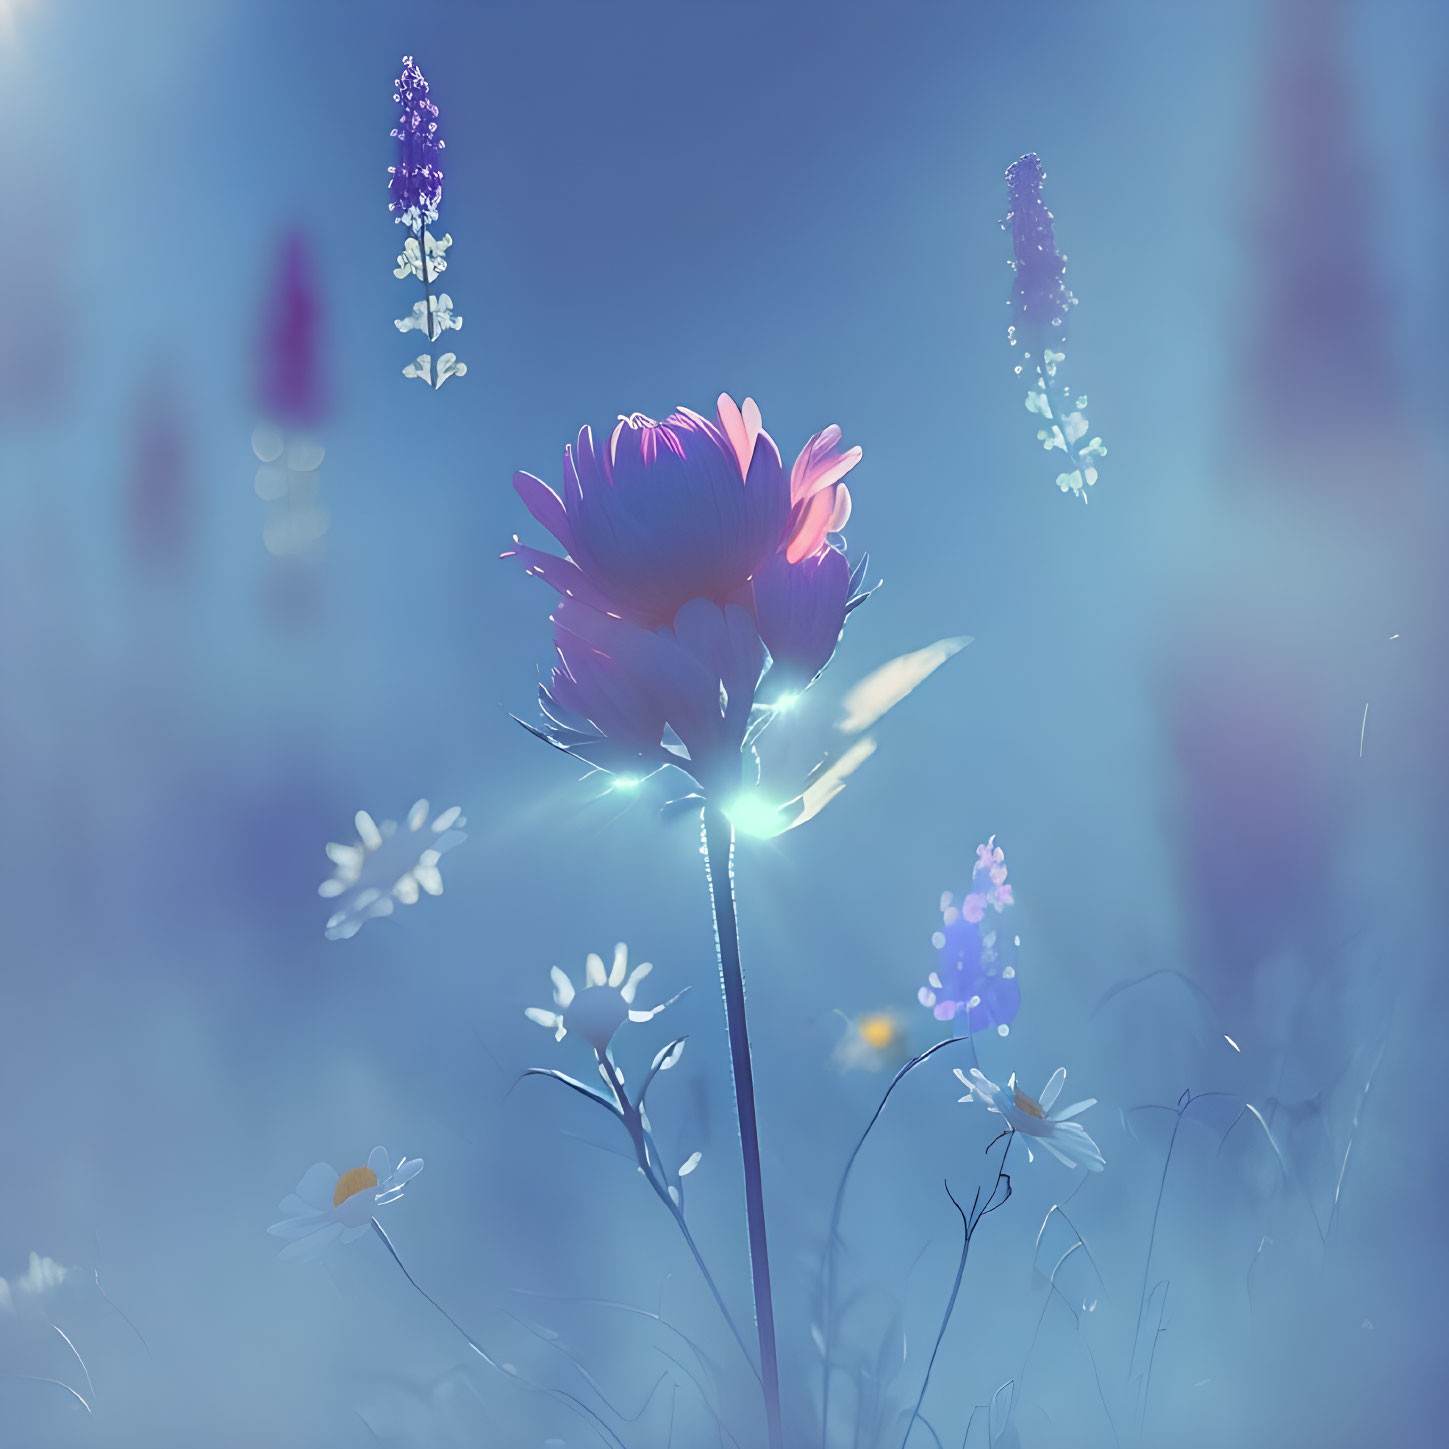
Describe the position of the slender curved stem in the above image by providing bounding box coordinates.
[370,1218,628,1449]
[593,1047,760,1379]
[702,805,783,1449]
[901,1134,1014,1449]
[819,1034,978,1446]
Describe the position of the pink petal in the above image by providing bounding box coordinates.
[827,481,852,534]
[716,393,761,480]
[785,490,834,564]
[790,428,861,505]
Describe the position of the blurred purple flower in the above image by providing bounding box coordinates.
[388,56,444,232]
[1003,153,1073,358]
[918,836,1020,1036]
[507,395,873,795]
[256,231,326,428]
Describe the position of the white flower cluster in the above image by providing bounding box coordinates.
[395,228,465,390]
[1024,350,1107,501]
[252,422,329,558]
[319,799,467,940]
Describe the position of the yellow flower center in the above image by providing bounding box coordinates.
[333,1165,379,1206]
[1013,1088,1045,1119]
[859,1015,898,1050]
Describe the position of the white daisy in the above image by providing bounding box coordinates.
[267,1147,423,1261]
[955,1066,1105,1170]
[525,943,673,1052]
[319,799,466,940]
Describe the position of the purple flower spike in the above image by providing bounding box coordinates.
[1003,153,1073,358]
[507,394,871,796]
[1003,155,1105,500]
[918,836,1020,1037]
[388,58,464,389]
[389,56,444,232]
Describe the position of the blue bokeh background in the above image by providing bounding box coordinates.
[2,1,1446,1444]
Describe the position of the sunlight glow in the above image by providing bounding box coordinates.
[724,790,786,839]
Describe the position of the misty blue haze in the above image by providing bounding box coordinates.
[1,2,1446,1446]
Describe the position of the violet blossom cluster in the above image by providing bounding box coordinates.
[506,396,872,804]
[1003,154,1105,500]
[918,835,1020,1035]
[389,57,465,389]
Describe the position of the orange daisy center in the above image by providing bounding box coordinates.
[333,1165,379,1206]
[1012,1088,1045,1119]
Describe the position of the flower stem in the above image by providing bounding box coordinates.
[593,1048,761,1381]
[701,805,783,1449]
[418,222,434,345]
[819,1034,979,1447]
[900,1132,1014,1449]
[370,1217,628,1449]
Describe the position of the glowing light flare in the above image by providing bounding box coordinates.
[723,789,791,840]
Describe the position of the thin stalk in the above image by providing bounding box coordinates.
[819,1033,979,1446]
[702,805,783,1449]
[901,1134,1014,1449]
[370,1218,628,1449]
[418,221,434,346]
[593,1047,760,1379]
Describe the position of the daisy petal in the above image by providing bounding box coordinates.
[408,799,429,831]
[1052,1098,1097,1121]
[585,953,607,987]
[1040,1137,1080,1169]
[550,967,576,1007]
[267,1212,330,1240]
[279,1221,344,1262]
[1040,1068,1067,1112]
[609,942,628,988]
[621,960,653,1003]
[294,1163,340,1211]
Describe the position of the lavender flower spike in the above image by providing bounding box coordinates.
[389,57,465,389]
[1003,154,1105,500]
[388,57,444,233]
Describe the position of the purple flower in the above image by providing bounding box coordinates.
[1003,153,1074,358]
[256,230,326,428]
[751,547,852,703]
[388,57,444,231]
[1004,155,1104,500]
[918,837,1020,1036]
[508,395,873,794]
